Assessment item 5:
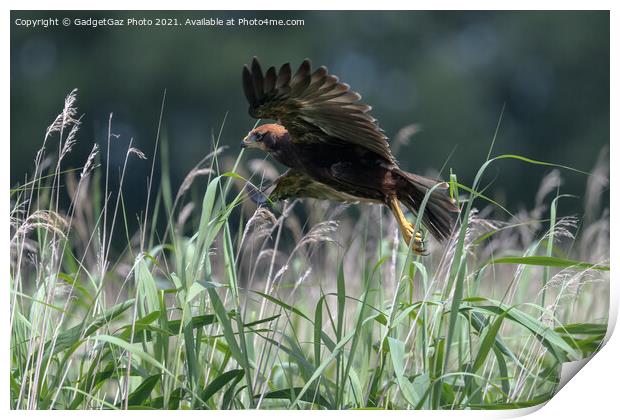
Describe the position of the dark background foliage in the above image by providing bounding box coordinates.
[11,10,609,220]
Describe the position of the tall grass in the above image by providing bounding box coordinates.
[10,91,609,409]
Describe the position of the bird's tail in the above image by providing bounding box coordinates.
[395,169,460,241]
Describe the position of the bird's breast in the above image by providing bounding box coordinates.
[270,139,393,202]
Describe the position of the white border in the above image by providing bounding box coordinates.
[3,2,616,419]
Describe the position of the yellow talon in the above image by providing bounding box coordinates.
[388,197,427,255]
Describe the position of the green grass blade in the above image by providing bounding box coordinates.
[124,374,160,407]
[388,337,419,407]
[487,256,609,271]
[472,311,507,373]
[256,387,331,408]
[206,288,244,366]
[202,369,244,404]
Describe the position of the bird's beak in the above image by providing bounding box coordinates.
[241,134,251,149]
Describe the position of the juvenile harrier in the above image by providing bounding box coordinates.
[241,57,459,254]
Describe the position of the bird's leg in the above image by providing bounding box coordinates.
[388,197,427,255]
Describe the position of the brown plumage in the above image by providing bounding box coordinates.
[241,57,459,254]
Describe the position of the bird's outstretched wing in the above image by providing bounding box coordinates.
[269,170,360,203]
[242,57,396,164]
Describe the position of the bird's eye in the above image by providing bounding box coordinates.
[254,132,264,142]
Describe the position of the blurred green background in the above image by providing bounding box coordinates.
[11,10,609,217]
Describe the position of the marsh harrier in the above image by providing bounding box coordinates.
[241,58,459,254]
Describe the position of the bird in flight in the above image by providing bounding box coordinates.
[241,57,459,254]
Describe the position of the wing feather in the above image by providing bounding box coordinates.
[269,169,360,202]
[276,63,292,89]
[250,59,265,99]
[264,66,277,94]
[242,65,257,107]
[243,57,395,163]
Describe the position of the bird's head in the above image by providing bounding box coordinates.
[241,123,288,152]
